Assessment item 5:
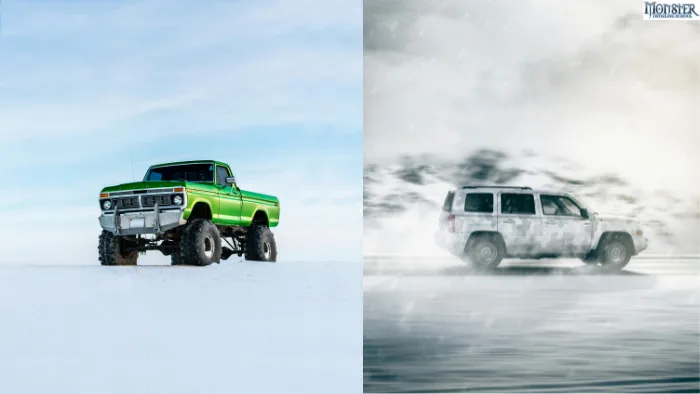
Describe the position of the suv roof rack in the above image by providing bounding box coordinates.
[461,185,532,190]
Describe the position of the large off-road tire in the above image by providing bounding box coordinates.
[596,234,633,272]
[98,230,138,266]
[463,234,505,270]
[170,225,192,266]
[244,225,277,262]
[179,219,222,266]
[170,251,185,266]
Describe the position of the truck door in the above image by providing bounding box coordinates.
[215,165,243,225]
[497,192,541,256]
[539,194,592,256]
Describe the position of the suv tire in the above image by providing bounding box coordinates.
[596,234,632,272]
[464,234,504,270]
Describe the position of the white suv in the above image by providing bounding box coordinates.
[435,186,648,271]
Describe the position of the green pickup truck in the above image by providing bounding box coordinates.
[97,160,280,266]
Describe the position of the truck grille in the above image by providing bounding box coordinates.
[142,195,172,207]
[113,197,140,209]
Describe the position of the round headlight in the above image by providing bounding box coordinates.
[172,195,183,205]
[102,200,112,210]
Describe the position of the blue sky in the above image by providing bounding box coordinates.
[0,0,362,263]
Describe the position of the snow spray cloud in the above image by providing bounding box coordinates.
[364,0,699,194]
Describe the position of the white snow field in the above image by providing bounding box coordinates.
[0,261,362,394]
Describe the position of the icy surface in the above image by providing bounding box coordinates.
[364,257,700,393]
[0,261,361,394]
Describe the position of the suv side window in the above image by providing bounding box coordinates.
[540,195,582,217]
[501,193,536,215]
[465,193,493,213]
[216,166,231,187]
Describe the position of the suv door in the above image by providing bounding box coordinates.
[497,192,541,256]
[539,194,592,256]
[215,165,243,225]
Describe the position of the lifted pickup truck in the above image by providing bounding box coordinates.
[436,186,648,271]
[98,160,280,266]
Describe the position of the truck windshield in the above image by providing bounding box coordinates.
[145,164,214,183]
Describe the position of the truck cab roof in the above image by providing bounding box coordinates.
[149,160,230,169]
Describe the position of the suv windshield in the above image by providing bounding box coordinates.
[145,164,214,183]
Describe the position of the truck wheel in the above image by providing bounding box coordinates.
[245,225,277,262]
[465,234,504,270]
[170,252,184,266]
[180,219,222,266]
[170,225,192,266]
[98,230,138,266]
[597,234,632,271]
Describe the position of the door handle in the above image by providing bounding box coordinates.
[501,219,515,224]
[582,222,591,226]
[545,220,558,224]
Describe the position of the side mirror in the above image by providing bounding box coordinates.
[580,208,589,219]
[225,176,236,185]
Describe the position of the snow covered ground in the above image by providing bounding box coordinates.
[0,261,362,394]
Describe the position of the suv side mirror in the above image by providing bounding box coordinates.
[225,176,236,185]
[580,208,589,219]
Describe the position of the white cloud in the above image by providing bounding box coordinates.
[364,0,699,195]
[0,0,362,144]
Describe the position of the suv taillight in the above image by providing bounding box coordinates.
[448,215,455,233]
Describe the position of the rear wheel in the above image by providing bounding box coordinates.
[464,234,504,270]
[98,230,138,266]
[180,219,222,266]
[245,225,277,262]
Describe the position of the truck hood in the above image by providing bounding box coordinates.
[101,181,214,193]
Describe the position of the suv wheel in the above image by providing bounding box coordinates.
[465,234,504,270]
[245,225,277,262]
[597,234,632,272]
[98,230,138,266]
[180,219,222,266]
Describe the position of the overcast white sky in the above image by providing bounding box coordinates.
[364,0,699,195]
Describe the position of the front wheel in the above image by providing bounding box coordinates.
[596,235,633,272]
[180,219,222,266]
[98,230,138,266]
[245,225,277,262]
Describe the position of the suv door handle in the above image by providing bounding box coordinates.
[582,222,591,226]
[545,220,558,224]
[501,219,515,224]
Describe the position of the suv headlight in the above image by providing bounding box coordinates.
[172,195,183,205]
[102,200,112,210]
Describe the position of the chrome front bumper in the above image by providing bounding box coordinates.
[99,204,185,236]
